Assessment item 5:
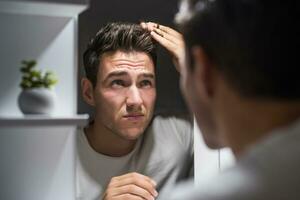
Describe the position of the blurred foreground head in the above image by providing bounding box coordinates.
[175,0,299,150]
[176,0,298,99]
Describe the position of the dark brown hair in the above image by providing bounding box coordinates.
[83,22,157,87]
[177,0,299,100]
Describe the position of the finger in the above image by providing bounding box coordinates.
[103,192,144,200]
[151,31,178,54]
[153,28,182,46]
[112,193,144,200]
[156,24,182,38]
[111,184,155,200]
[145,22,159,32]
[144,22,182,38]
[141,22,183,46]
[140,22,155,31]
[113,177,158,197]
[109,173,158,196]
[112,172,157,187]
[140,22,147,29]
[140,22,159,32]
[151,31,184,73]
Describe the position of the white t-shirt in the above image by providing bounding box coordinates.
[76,115,194,200]
[161,118,300,200]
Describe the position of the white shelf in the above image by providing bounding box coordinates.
[0,114,89,127]
[0,1,88,17]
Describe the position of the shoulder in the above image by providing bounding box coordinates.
[158,164,261,200]
[151,114,193,134]
[76,127,87,147]
[161,148,300,200]
[149,114,194,151]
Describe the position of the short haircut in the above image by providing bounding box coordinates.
[176,0,299,100]
[83,22,157,87]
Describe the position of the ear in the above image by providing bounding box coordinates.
[191,46,215,103]
[81,78,96,106]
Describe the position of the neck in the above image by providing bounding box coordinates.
[85,118,137,157]
[215,83,300,158]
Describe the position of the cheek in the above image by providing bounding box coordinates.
[141,89,156,109]
[95,90,126,112]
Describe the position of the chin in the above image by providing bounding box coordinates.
[205,140,224,149]
[119,127,145,140]
[202,131,226,149]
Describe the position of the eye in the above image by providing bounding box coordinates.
[140,80,153,88]
[111,79,125,88]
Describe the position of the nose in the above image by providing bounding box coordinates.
[126,86,143,112]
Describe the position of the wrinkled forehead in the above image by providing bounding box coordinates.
[99,51,155,77]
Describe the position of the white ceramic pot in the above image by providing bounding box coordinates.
[18,88,56,114]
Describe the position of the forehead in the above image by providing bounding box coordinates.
[99,51,155,77]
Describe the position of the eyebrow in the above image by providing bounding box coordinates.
[140,73,155,79]
[104,71,155,82]
[104,71,128,81]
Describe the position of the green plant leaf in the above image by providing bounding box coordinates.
[19,60,58,89]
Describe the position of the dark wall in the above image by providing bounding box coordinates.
[4,0,88,4]
[77,0,188,116]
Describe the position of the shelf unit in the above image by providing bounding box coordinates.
[0,115,89,127]
[0,1,88,199]
[0,0,87,17]
[0,0,88,115]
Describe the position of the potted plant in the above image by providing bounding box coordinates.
[18,60,58,114]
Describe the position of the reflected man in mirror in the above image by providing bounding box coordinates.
[77,22,193,200]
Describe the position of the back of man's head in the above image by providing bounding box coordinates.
[177,0,298,100]
[83,22,157,87]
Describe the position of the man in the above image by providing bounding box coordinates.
[145,0,300,199]
[76,22,193,200]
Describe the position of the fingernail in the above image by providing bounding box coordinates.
[151,180,157,186]
[154,190,158,197]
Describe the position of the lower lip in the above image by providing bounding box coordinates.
[124,116,144,121]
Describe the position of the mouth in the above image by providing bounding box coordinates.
[123,114,145,121]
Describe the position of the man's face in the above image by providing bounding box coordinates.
[93,50,156,140]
